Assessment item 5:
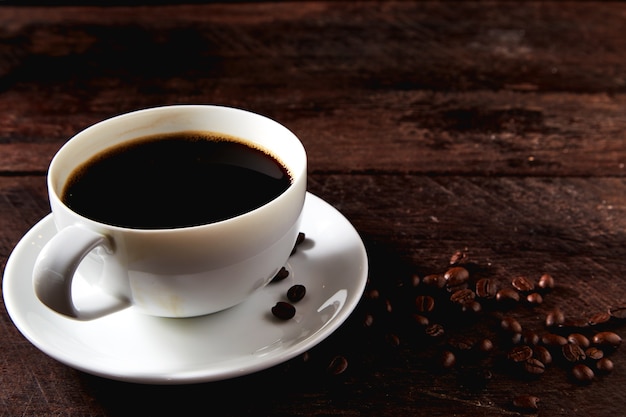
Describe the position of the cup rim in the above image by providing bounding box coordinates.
[47,104,307,234]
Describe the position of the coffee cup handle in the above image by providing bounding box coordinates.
[33,225,131,320]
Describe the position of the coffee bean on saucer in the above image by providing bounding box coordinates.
[291,232,306,255]
[287,284,306,302]
[272,301,296,320]
[271,266,290,283]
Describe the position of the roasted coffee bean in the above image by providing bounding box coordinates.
[295,231,306,246]
[524,358,546,375]
[415,295,435,313]
[567,333,590,348]
[271,266,290,283]
[585,347,604,360]
[537,273,555,290]
[450,288,475,306]
[386,333,400,347]
[478,338,494,354]
[526,292,543,305]
[512,395,540,411]
[512,276,534,292]
[609,305,626,320]
[596,357,614,373]
[562,343,586,363]
[412,314,429,327]
[327,355,348,375]
[271,301,296,320]
[500,316,522,334]
[533,345,552,365]
[461,300,482,314]
[545,307,565,327]
[422,274,446,289]
[475,278,497,299]
[592,331,622,348]
[410,273,421,287]
[364,288,380,300]
[541,333,568,347]
[287,284,306,302]
[522,331,540,346]
[449,250,468,266]
[496,288,520,304]
[448,336,475,352]
[507,345,533,363]
[588,311,611,326]
[440,350,456,368]
[571,363,594,383]
[362,313,374,328]
[425,323,445,338]
[444,267,469,287]
[384,298,393,313]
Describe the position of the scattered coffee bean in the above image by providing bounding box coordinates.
[410,273,421,287]
[422,274,446,289]
[526,292,543,305]
[545,307,565,327]
[425,323,445,338]
[537,273,555,290]
[500,316,522,334]
[271,301,296,320]
[444,267,469,288]
[507,345,533,363]
[412,314,429,327]
[512,276,534,292]
[571,363,594,383]
[512,394,540,411]
[478,338,494,353]
[596,357,614,373]
[287,284,306,302]
[524,358,546,375]
[522,331,540,346]
[365,288,380,300]
[440,350,456,368]
[585,347,604,360]
[327,355,348,375]
[461,300,482,314]
[450,288,475,306]
[363,313,374,328]
[415,295,435,313]
[592,331,622,348]
[386,333,400,347]
[449,250,468,266]
[541,333,568,347]
[496,288,520,304]
[533,345,552,365]
[271,266,290,283]
[588,311,611,326]
[567,333,590,348]
[562,343,586,363]
[475,278,497,299]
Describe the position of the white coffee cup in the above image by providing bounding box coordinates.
[33,105,307,320]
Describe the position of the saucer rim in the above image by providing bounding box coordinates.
[3,192,368,384]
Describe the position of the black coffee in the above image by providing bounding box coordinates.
[62,131,292,229]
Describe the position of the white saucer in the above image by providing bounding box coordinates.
[3,192,368,384]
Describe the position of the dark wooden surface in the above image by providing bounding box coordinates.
[3,2,626,416]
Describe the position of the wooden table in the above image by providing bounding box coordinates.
[2,2,626,415]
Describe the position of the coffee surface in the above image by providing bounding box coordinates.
[62,131,292,229]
